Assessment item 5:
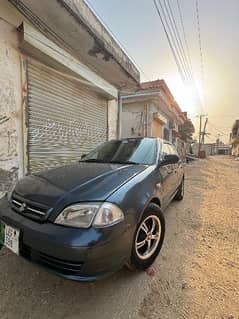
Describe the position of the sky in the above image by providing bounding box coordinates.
[86,0,239,143]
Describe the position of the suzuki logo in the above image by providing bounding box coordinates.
[19,202,27,213]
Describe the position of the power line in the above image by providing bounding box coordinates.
[207,121,230,136]
[154,0,196,84]
[195,0,205,91]
[164,0,205,114]
[153,0,205,114]
[176,0,193,78]
[153,0,187,82]
[175,0,205,114]
[164,0,194,83]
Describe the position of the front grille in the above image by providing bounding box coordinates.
[20,243,83,275]
[11,193,50,222]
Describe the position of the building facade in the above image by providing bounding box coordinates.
[230,120,239,157]
[0,0,140,196]
[121,80,186,149]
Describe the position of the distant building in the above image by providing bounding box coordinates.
[192,142,231,156]
[215,144,231,155]
[192,143,216,156]
[230,120,239,157]
[121,80,186,150]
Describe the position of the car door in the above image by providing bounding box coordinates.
[158,143,175,206]
[168,144,183,191]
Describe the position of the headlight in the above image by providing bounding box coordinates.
[93,203,124,227]
[54,203,124,228]
[54,203,99,228]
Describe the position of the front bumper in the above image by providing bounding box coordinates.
[0,196,133,281]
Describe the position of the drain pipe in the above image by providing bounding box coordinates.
[117,90,122,139]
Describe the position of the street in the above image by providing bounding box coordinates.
[0,156,238,319]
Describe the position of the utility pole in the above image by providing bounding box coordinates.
[144,103,148,137]
[198,115,202,143]
[198,114,207,157]
[201,117,208,144]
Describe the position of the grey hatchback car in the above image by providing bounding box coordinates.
[0,137,184,281]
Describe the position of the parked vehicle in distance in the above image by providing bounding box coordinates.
[0,138,184,281]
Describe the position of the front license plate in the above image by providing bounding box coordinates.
[0,222,19,255]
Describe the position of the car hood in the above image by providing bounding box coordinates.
[14,162,147,207]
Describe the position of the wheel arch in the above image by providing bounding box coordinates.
[137,196,162,225]
[149,197,161,208]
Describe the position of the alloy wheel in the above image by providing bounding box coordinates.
[135,215,161,260]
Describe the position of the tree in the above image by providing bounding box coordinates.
[179,119,195,142]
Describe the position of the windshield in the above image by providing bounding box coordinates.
[81,138,157,165]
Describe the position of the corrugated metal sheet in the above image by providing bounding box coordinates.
[27,61,107,173]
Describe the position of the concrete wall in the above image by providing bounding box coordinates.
[0,9,22,197]
[108,99,118,140]
[121,103,144,138]
[121,100,173,140]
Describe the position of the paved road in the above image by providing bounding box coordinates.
[0,156,238,319]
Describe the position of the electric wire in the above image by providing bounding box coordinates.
[176,0,193,77]
[195,0,207,114]
[176,0,205,114]
[207,121,229,136]
[153,0,187,82]
[153,0,204,114]
[164,0,205,114]
[164,0,194,83]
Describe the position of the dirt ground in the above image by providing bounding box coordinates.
[0,156,238,319]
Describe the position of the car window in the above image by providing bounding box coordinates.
[82,138,157,165]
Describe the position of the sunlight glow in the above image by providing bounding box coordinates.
[166,75,203,117]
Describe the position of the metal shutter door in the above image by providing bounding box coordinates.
[27,61,107,173]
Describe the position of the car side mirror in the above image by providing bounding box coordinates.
[160,154,180,166]
[81,154,87,159]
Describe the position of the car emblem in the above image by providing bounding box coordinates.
[19,202,27,213]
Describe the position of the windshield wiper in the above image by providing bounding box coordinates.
[80,159,139,165]
[108,160,138,165]
[79,159,108,163]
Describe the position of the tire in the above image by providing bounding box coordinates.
[174,178,184,201]
[126,203,165,271]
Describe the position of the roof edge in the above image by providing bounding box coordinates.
[58,0,140,84]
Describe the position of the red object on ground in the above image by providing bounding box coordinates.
[145,267,156,277]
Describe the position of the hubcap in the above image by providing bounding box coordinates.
[135,215,161,260]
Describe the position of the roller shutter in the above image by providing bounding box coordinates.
[26,61,108,173]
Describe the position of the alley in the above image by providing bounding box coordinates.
[0,156,238,319]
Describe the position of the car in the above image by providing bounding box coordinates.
[0,137,184,281]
